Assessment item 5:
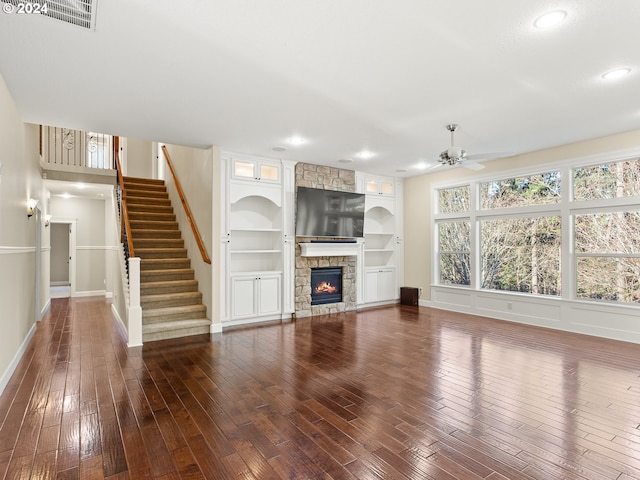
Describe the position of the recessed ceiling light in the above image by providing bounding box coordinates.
[75,183,86,189]
[395,169,407,173]
[61,193,71,199]
[338,159,353,164]
[287,137,305,146]
[602,68,631,80]
[356,151,374,159]
[534,10,567,29]
[272,146,287,152]
[415,162,428,170]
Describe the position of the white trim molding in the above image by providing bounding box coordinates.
[0,322,37,395]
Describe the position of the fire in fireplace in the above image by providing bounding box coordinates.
[310,267,343,306]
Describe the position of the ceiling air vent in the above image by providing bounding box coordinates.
[3,0,97,30]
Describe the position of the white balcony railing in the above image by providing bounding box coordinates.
[41,125,114,171]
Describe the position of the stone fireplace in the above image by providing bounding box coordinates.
[294,163,358,318]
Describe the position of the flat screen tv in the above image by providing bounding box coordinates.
[295,186,365,238]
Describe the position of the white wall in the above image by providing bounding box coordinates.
[105,189,127,334]
[0,74,45,393]
[49,196,107,296]
[125,137,154,178]
[162,144,221,328]
[404,128,640,343]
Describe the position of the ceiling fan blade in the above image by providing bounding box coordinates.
[462,161,485,171]
[466,152,514,161]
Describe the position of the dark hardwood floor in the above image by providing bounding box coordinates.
[1,297,640,479]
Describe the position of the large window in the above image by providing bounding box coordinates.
[435,157,640,305]
[481,216,561,295]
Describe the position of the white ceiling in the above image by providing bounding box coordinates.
[1,0,639,178]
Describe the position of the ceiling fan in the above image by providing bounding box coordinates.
[438,124,485,171]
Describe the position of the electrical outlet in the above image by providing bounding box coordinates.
[507,302,513,310]
[419,287,423,296]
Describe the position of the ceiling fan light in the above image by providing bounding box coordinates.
[534,10,567,29]
[448,146,463,159]
[602,68,631,80]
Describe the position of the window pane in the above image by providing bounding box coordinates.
[366,180,379,194]
[574,159,640,201]
[438,186,469,213]
[260,164,279,181]
[481,216,561,295]
[381,182,394,195]
[440,253,471,285]
[234,161,254,178]
[577,257,640,303]
[439,221,470,252]
[575,211,640,254]
[480,172,561,209]
[439,221,470,286]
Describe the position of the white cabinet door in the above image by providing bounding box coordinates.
[258,275,281,315]
[364,270,380,303]
[364,268,396,303]
[378,268,396,301]
[231,274,282,319]
[232,277,257,318]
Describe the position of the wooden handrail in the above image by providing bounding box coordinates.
[114,136,135,257]
[161,145,212,265]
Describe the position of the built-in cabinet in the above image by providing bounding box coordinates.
[231,274,281,319]
[221,159,403,326]
[365,175,395,196]
[221,153,295,327]
[357,173,404,306]
[232,157,281,183]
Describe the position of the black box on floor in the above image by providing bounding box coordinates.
[400,287,419,306]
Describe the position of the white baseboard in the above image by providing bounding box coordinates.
[111,304,128,342]
[40,298,51,318]
[0,322,37,396]
[72,290,106,298]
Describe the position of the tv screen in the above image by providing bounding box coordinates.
[295,187,365,238]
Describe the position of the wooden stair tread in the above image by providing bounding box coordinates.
[136,248,188,259]
[142,318,211,333]
[132,229,182,239]
[123,176,165,185]
[142,318,211,342]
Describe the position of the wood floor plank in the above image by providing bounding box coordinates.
[2,297,640,479]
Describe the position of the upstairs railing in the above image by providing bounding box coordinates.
[161,145,212,264]
[40,125,114,170]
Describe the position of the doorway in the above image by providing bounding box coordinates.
[50,220,76,298]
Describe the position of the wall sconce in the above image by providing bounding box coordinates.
[45,215,51,227]
[27,199,38,218]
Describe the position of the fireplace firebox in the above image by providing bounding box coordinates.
[310,267,343,306]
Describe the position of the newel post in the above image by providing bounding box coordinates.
[128,257,143,347]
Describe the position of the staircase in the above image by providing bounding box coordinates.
[123,176,211,342]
